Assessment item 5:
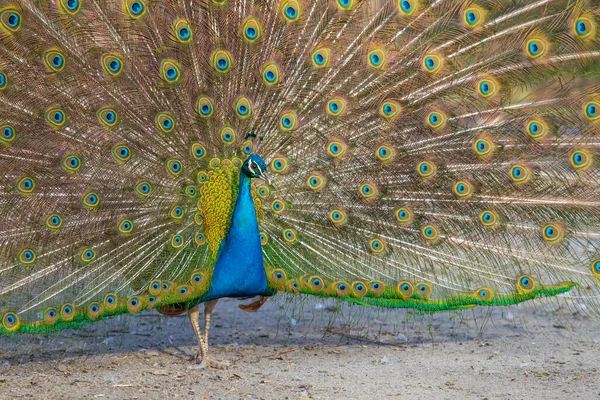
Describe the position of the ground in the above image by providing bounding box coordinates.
[1,296,599,399]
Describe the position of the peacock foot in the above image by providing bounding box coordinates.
[191,350,230,369]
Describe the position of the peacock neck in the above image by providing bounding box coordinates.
[202,170,271,301]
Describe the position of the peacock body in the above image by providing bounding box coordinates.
[1,0,600,366]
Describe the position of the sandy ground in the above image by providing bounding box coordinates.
[1,296,599,400]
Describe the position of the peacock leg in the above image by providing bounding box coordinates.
[203,299,218,344]
[187,305,207,363]
[187,301,229,369]
[202,299,230,369]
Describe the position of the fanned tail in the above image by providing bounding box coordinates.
[1,0,600,335]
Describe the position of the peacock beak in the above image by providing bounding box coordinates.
[259,170,271,185]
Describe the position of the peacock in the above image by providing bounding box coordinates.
[1,0,600,369]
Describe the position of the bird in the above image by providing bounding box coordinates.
[1,0,600,369]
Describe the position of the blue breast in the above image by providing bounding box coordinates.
[202,173,272,301]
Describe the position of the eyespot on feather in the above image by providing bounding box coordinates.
[312,47,331,68]
[112,144,132,164]
[351,281,367,298]
[336,0,357,10]
[326,97,347,116]
[334,281,350,297]
[591,259,600,279]
[165,158,183,176]
[58,0,81,15]
[574,15,596,39]
[60,303,76,321]
[517,275,535,292]
[80,248,96,264]
[87,302,103,320]
[81,191,100,211]
[395,207,414,225]
[329,208,348,228]
[525,118,549,139]
[16,176,35,194]
[367,47,387,69]
[398,281,414,298]
[280,110,298,131]
[18,248,36,265]
[359,182,379,201]
[368,280,385,296]
[570,149,593,170]
[463,5,485,28]
[211,49,233,73]
[283,228,297,243]
[0,8,22,33]
[262,61,281,85]
[0,72,7,90]
[43,48,66,72]
[271,199,286,214]
[169,204,185,221]
[117,219,134,235]
[307,172,327,191]
[101,53,124,77]
[271,156,290,174]
[308,276,324,292]
[44,307,59,325]
[475,287,493,301]
[327,138,347,158]
[453,180,474,199]
[477,77,499,98]
[417,161,437,179]
[421,225,440,242]
[196,96,215,117]
[160,59,181,84]
[397,0,417,16]
[44,213,63,232]
[541,223,564,244]
[127,296,143,313]
[220,127,236,145]
[134,180,152,198]
[62,154,81,173]
[479,210,500,228]
[369,238,387,254]
[260,232,269,246]
[97,106,118,128]
[415,282,432,298]
[376,145,396,163]
[584,101,600,121]
[525,37,548,59]
[103,293,118,310]
[172,18,192,43]
[45,107,66,128]
[509,163,531,184]
[2,312,20,331]
[156,112,175,133]
[473,136,496,158]
[241,16,263,43]
[427,111,446,129]
[380,100,401,120]
[234,96,253,119]
[0,124,15,146]
[422,53,443,73]
[123,0,146,19]
[281,0,302,22]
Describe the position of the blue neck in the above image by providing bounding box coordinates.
[203,171,271,301]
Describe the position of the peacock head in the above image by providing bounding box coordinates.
[242,154,270,184]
